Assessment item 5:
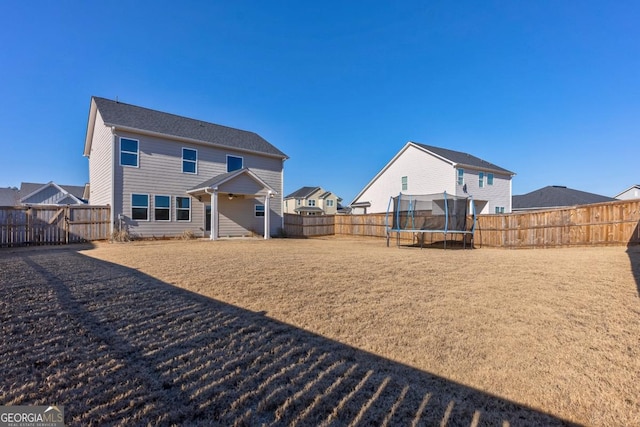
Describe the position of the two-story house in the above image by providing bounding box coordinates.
[283,186,342,215]
[350,142,515,214]
[84,97,288,239]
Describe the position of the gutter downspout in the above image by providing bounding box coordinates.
[264,190,272,239]
[110,127,117,235]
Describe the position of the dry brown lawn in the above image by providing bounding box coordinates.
[2,237,639,426]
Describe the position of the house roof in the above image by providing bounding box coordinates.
[19,182,87,204]
[87,97,288,159]
[412,142,515,175]
[0,187,19,206]
[512,185,616,210]
[284,186,321,199]
[187,168,276,195]
[294,206,324,213]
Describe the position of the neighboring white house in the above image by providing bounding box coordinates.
[84,96,288,239]
[283,186,342,215]
[614,185,640,200]
[350,142,515,214]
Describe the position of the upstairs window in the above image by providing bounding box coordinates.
[457,169,464,185]
[308,199,316,207]
[154,195,170,221]
[401,176,408,191]
[495,206,505,214]
[131,194,148,220]
[120,138,139,167]
[227,155,243,172]
[487,173,494,186]
[479,172,485,188]
[255,203,265,217]
[176,196,191,221]
[182,148,197,174]
[296,199,301,206]
[326,199,334,207]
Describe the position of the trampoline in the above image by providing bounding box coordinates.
[385,192,476,249]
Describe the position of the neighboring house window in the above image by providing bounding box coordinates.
[326,199,334,207]
[131,194,148,220]
[495,206,505,214]
[176,196,191,221]
[154,195,170,221]
[308,199,316,207]
[227,155,243,172]
[296,199,301,206]
[182,148,197,174]
[457,169,464,185]
[255,203,265,217]
[487,173,494,186]
[479,172,484,188]
[401,176,408,191]
[120,138,139,167]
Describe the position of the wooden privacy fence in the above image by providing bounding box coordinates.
[285,199,640,248]
[0,205,111,247]
[284,214,335,237]
[475,199,640,248]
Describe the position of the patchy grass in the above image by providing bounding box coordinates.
[2,238,639,425]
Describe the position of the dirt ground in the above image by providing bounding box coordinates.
[2,237,639,425]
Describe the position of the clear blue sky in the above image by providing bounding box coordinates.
[1,1,638,202]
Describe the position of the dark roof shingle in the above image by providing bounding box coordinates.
[93,97,287,158]
[285,187,320,199]
[513,185,616,210]
[413,142,514,175]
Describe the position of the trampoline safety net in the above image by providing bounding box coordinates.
[386,192,472,233]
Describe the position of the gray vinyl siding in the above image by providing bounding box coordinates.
[218,197,266,237]
[88,111,113,206]
[22,186,73,205]
[113,130,283,237]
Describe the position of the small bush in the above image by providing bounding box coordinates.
[178,230,197,240]
[111,229,132,243]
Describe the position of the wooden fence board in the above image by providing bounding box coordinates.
[0,205,110,247]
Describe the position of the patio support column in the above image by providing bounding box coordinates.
[210,188,218,241]
[264,191,272,239]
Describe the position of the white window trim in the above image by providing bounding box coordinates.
[131,193,149,221]
[457,169,464,185]
[401,176,408,191]
[326,199,334,207]
[308,199,316,207]
[479,172,485,188]
[487,173,494,186]
[176,196,192,222]
[226,154,244,172]
[154,194,171,222]
[182,147,198,174]
[120,137,139,168]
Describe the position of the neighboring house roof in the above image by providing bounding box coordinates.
[0,187,19,206]
[19,182,87,205]
[512,185,616,210]
[614,184,640,199]
[284,186,321,199]
[294,206,324,213]
[412,142,515,175]
[85,97,288,159]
